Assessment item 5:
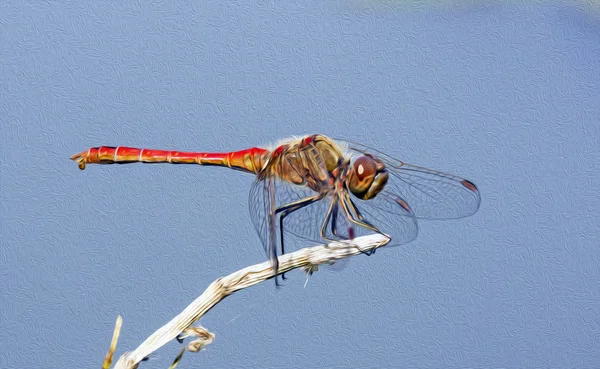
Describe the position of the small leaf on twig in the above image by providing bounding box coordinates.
[168,326,215,368]
[178,325,215,353]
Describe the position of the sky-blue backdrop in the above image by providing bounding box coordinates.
[2,1,599,368]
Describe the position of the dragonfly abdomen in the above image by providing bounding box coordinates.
[70,146,269,174]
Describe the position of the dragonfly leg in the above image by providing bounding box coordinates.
[318,198,350,247]
[275,193,324,280]
[327,202,351,240]
[344,192,365,221]
[330,202,340,238]
[320,193,370,252]
[340,196,390,256]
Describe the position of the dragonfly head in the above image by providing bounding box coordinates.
[347,154,388,200]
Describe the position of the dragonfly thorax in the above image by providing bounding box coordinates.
[346,155,388,200]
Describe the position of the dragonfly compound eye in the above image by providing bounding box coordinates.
[349,156,388,200]
[354,156,376,181]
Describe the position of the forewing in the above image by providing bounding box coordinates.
[339,139,481,220]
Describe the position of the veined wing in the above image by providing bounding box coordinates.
[249,174,420,256]
[343,189,419,248]
[249,176,325,257]
[338,139,481,220]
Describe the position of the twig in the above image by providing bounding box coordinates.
[103,315,122,369]
[110,233,390,369]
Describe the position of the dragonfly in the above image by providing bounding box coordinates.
[71,134,480,284]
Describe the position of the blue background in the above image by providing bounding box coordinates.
[2,1,599,368]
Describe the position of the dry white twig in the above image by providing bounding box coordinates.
[109,233,390,369]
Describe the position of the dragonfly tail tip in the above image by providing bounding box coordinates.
[70,151,87,170]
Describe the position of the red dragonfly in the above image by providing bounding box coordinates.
[71,134,480,283]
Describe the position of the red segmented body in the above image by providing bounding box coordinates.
[71,146,270,174]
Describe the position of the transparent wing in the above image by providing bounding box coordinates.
[249,175,419,255]
[345,191,419,247]
[248,175,278,273]
[248,176,275,259]
[249,176,326,258]
[338,139,481,220]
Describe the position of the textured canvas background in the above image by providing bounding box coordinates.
[1,1,599,368]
